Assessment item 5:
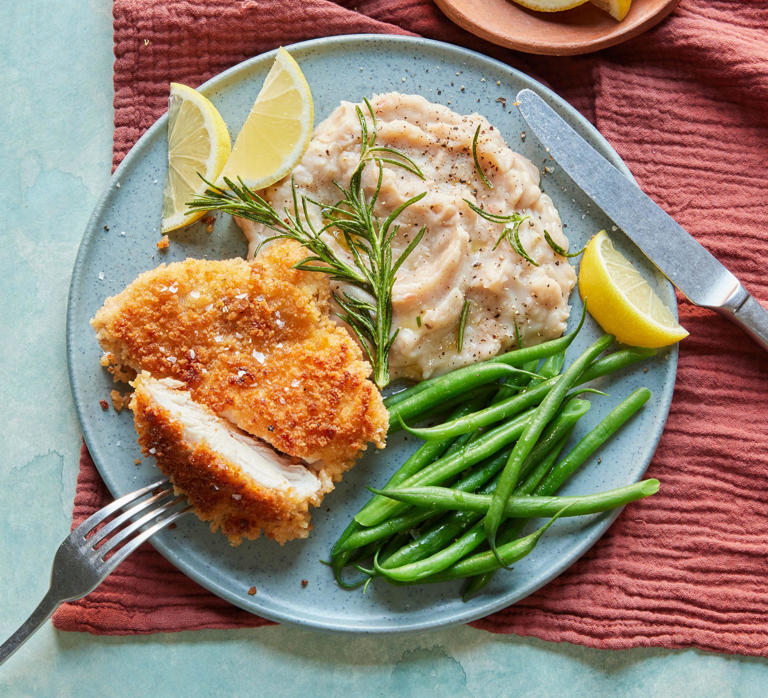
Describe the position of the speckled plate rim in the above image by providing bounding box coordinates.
[67,34,677,633]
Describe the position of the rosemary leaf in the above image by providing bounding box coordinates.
[464,199,518,224]
[472,125,493,189]
[544,230,585,258]
[457,299,472,352]
[513,320,523,349]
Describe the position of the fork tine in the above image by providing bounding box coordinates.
[99,506,192,574]
[87,486,175,549]
[71,478,169,539]
[95,496,187,561]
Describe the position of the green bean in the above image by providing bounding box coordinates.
[461,571,492,600]
[485,334,614,557]
[461,388,652,597]
[516,440,564,496]
[352,396,486,526]
[335,508,439,555]
[374,518,491,581]
[382,306,585,412]
[580,346,655,380]
[535,387,652,495]
[373,479,660,518]
[405,508,571,582]
[458,440,563,598]
[376,468,646,582]
[531,350,566,385]
[338,444,515,555]
[355,405,539,526]
[374,453,510,568]
[402,398,586,492]
[401,381,549,441]
[493,359,539,401]
[343,385,567,562]
[402,346,653,441]
[329,518,366,587]
[330,537,381,589]
[387,363,544,432]
[375,409,580,570]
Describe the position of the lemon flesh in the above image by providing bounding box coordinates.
[217,47,314,190]
[579,231,688,347]
[162,83,231,233]
[512,0,590,12]
[590,0,632,20]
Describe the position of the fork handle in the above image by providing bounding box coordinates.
[0,589,61,666]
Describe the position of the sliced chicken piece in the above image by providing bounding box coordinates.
[132,372,333,545]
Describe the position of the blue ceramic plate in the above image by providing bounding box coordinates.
[67,35,677,633]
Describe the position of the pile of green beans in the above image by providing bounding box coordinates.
[329,331,660,596]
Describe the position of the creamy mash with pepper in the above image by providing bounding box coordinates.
[239,93,576,380]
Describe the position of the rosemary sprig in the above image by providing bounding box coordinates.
[456,299,471,352]
[472,125,493,189]
[464,199,535,264]
[186,99,426,389]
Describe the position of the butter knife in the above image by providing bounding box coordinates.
[516,88,768,353]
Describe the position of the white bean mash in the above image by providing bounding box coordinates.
[239,93,576,380]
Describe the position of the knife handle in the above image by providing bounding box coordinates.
[716,289,768,353]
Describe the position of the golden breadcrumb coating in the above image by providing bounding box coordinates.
[131,374,328,545]
[92,240,388,477]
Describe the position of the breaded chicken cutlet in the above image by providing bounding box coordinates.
[92,240,389,544]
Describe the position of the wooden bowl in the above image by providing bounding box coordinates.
[434,0,680,55]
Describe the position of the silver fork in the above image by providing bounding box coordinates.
[0,478,191,666]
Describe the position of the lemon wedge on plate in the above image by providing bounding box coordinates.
[590,0,632,21]
[579,230,688,347]
[161,83,231,233]
[511,0,589,11]
[217,47,314,190]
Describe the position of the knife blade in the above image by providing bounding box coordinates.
[516,88,768,352]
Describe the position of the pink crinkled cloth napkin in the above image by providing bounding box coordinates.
[53,0,768,655]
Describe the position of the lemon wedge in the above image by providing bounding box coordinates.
[161,83,231,233]
[511,0,589,11]
[217,47,314,190]
[590,0,632,20]
[578,230,688,347]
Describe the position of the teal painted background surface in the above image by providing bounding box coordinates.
[1,2,766,694]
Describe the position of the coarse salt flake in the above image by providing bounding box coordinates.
[252,350,266,363]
